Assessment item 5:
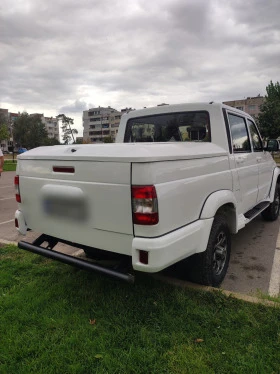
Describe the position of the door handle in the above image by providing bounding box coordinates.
[236,157,245,164]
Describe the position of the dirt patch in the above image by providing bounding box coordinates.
[242,264,266,272]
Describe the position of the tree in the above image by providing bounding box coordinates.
[0,112,9,144]
[57,114,78,144]
[43,137,61,146]
[103,136,114,143]
[13,113,49,149]
[258,81,280,139]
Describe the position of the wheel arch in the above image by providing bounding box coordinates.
[269,167,280,202]
[200,190,238,234]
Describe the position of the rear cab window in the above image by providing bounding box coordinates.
[124,111,211,143]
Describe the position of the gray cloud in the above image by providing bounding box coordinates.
[0,0,279,135]
[59,99,94,114]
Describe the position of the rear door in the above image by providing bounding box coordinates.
[227,112,258,213]
[246,118,275,202]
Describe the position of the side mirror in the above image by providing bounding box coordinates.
[265,139,279,152]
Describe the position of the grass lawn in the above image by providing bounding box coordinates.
[3,161,17,172]
[1,245,280,374]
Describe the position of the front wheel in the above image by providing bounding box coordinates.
[187,215,231,287]
[262,184,280,221]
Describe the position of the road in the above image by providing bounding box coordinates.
[1,171,279,296]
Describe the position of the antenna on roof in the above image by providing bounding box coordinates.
[209,101,214,104]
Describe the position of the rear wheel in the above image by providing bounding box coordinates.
[187,215,231,287]
[262,184,280,221]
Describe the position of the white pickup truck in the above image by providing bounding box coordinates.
[15,103,280,286]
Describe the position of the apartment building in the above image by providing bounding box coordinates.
[0,109,60,152]
[223,95,265,119]
[43,116,60,141]
[83,106,122,143]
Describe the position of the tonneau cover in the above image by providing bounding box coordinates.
[18,143,227,163]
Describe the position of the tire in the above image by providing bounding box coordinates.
[187,215,231,287]
[262,184,280,221]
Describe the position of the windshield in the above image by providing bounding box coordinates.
[124,111,210,143]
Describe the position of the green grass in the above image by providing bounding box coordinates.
[3,161,17,171]
[1,245,280,374]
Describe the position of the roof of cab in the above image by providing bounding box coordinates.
[123,102,254,121]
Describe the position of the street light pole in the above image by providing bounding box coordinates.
[101,114,103,142]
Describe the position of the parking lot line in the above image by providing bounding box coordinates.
[268,227,280,297]
[0,219,14,225]
[0,197,14,201]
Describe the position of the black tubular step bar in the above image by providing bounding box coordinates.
[18,234,135,283]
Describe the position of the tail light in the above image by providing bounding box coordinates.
[14,175,21,203]
[132,185,158,225]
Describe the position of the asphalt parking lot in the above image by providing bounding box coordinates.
[1,171,280,296]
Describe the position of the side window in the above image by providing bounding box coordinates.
[247,119,263,151]
[228,113,251,152]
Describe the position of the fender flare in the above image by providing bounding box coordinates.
[269,167,280,202]
[200,190,237,220]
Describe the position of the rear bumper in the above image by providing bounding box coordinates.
[15,209,28,235]
[16,209,214,275]
[18,234,135,283]
[132,218,214,272]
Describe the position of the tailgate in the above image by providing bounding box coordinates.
[17,159,133,254]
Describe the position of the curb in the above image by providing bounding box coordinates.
[0,239,18,246]
[1,239,279,307]
[152,274,280,308]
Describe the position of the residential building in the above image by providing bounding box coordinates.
[223,95,265,120]
[83,106,122,143]
[0,109,60,152]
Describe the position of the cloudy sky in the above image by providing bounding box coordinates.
[0,0,279,136]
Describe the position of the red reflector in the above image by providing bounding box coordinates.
[16,194,21,203]
[14,175,19,185]
[134,212,159,225]
[139,250,149,265]
[15,218,19,228]
[53,166,75,173]
[132,186,157,199]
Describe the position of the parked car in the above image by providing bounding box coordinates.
[14,103,280,286]
[17,147,27,154]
